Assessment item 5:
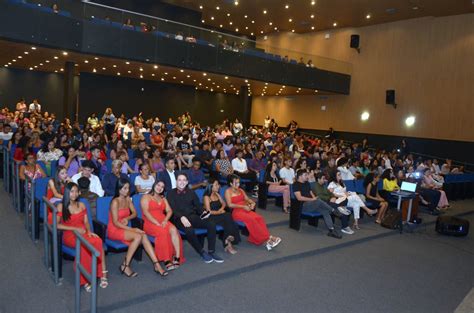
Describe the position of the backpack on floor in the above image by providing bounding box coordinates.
[381,209,401,229]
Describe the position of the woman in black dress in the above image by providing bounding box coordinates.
[363,173,389,224]
[203,178,241,254]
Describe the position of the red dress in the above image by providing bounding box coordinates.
[107,208,132,245]
[61,210,104,285]
[231,189,270,246]
[46,184,64,225]
[143,198,184,263]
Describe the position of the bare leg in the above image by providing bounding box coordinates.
[169,226,181,259]
[121,230,142,275]
[140,234,165,273]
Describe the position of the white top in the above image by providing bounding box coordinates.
[327,182,347,198]
[175,35,184,40]
[71,173,104,197]
[123,125,133,140]
[231,158,248,173]
[134,175,155,194]
[337,166,355,180]
[233,123,243,134]
[29,102,41,112]
[264,118,271,128]
[383,157,392,169]
[279,167,295,185]
[0,132,13,141]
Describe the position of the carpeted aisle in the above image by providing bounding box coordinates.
[0,184,472,313]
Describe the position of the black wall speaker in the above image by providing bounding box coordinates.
[350,34,360,48]
[386,89,395,105]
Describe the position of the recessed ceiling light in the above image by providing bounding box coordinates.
[181,80,184,83]
[234,1,239,5]
[311,14,315,18]
[60,68,64,71]
[31,47,36,50]
[187,75,191,78]
[311,26,315,30]
[152,73,155,76]
[244,15,248,18]
[125,61,130,65]
[54,56,58,59]
[140,74,143,79]
[261,30,264,34]
[229,21,233,25]
[216,6,220,10]
[227,13,231,17]
[211,16,214,20]
[207,78,211,81]
[246,26,249,29]
[199,5,203,9]
[263,10,267,14]
[39,63,43,66]
[235,28,239,32]
[203,73,207,76]
[289,18,293,22]
[366,14,371,19]
[154,65,158,69]
[164,72,168,75]
[225,76,228,79]
[24,51,29,54]
[219,24,223,28]
[412,6,419,10]
[18,56,22,59]
[311,0,316,5]
[102,67,106,70]
[285,4,289,9]
[161,78,164,81]
[128,70,132,74]
[94,57,99,60]
[85,60,89,63]
[202,20,205,23]
[113,65,117,68]
[117,72,121,76]
[173,76,176,79]
[139,68,143,71]
[62,51,68,56]
[291,29,295,32]
[93,68,97,73]
[333,22,337,27]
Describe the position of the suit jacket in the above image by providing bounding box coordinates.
[157,170,179,192]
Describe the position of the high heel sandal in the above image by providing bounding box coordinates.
[225,243,237,254]
[172,256,180,269]
[165,260,176,271]
[153,261,168,278]
[100,271,109,288]
[353,224,360,230]
[120,261,138,278]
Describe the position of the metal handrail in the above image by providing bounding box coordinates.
[1,146,9,192]
[12,160,22,212]
[74,230,100,313]
[43,197,61,285]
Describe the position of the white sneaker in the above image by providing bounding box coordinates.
[341,227,355,235]
[271,237,282,248]
[337,206,351,216]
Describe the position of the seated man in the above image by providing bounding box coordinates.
[77,176,99,218]
[176,134,194,170]
[231,149,258,195]
[293,170,342,239]
[133,140,149,159]
[89,146,107,178]
[194,140,213,171]
[312,173,354,235]
[188,158,207,190]
[72,160,105,197]
[102,160,130,196]
[166,173,223,263]
[157,158,177,192]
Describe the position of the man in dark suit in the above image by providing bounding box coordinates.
[157,158,178,192]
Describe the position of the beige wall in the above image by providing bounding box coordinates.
[251,14,474,142]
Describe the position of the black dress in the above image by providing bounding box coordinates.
[367,183,382,209]
[207,198,241,247]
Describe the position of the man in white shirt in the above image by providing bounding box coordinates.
[231,149,257,195]
[279,158,295,185]
[71,160,104,197]
[29,99,41,113]
[0,124,13,143]
[157,158,177,191]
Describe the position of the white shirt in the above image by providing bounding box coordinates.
[167,170,177,189]
[29,102,41,112]
[0,131,13,141]
[71,173,104,197]
[337,166,355,180]
[123,125,133,140]
[327,182,347,198]
[279,167,295,185]
[383,157,392,169]
[134,175,155,194]
[231,158,248,173]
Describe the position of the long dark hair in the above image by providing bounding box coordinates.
[363,172,375,188]
[41,139,56,153]
[204,177,218,197]
[53,165,67,191]
[149,179,165,196]
[62,182,79,222]
[380,168,392,181]
[330,171,345,188]
[113,177,130,199]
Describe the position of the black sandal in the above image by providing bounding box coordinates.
[172,256,180,269]
[153,261,168,277]
[120,261,138,278]
[165,260,176,271]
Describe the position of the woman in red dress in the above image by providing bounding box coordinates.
[56,182,108,292]
[225,174,282,251]
[46,166,70,224]
[141,180,184,271]
[107,178,168,277]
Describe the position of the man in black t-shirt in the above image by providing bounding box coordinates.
[293,170,342,239]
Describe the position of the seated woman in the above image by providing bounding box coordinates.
[134,149,152,173]
[19,153,47,188]
[422,169,449,209]
[203,178,241,254]
[117,150,135,174]
[58,145,84,178]
[265,161,290,214]
[380,169,400,200]
[37,139,63,175]
[107,178,167,277]
[150,146,165,173]
[328,171,377,230]
[215,149,233,177]
[363,173,389,224]
[134,163,155,194]
[141,180,183,271]
[46,166,71,224]
[56,182,108,292]
[225,175,281,250]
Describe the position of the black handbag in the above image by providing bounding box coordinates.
[381,209,401,229]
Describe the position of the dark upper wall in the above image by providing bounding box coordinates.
[0,67,64,115]
[91,0,201,27]
[78,72,242,126]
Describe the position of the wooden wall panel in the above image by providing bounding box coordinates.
[252,14,474,142]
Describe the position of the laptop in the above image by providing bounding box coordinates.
[394,181,417,197]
